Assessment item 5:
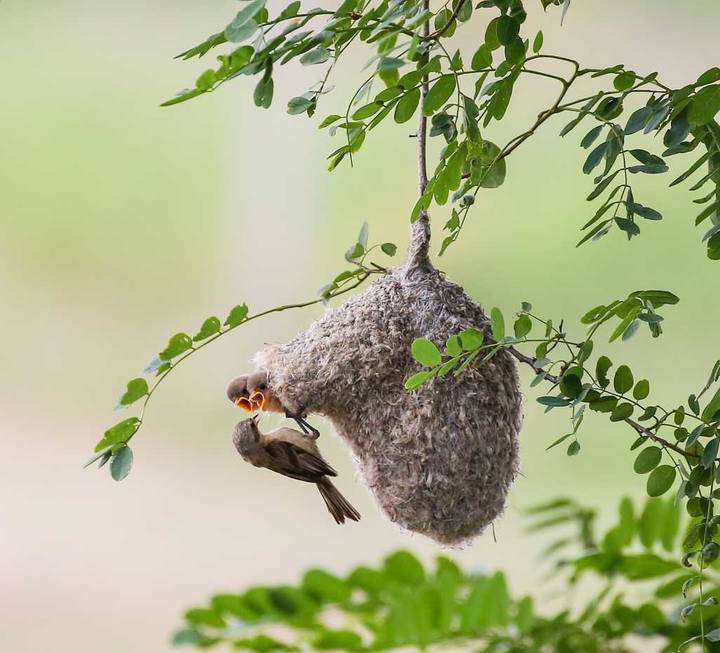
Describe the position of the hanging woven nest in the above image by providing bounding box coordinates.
[254,216,523,545]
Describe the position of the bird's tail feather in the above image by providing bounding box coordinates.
[316,478,361,524]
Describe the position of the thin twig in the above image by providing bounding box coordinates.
[425,0,468,40]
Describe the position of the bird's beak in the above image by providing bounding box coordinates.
[234,397,254,412]
[250,391,266,410]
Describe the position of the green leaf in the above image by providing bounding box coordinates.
[647,465,676,497]
[609,309,641,342]
[702,437,719,469]
[513,315,532,339]
[423,76,456,116]
[319,114,342,129]
[618,496,635,545]
[301,47,332,65]
[254,77,274,108]
[546,433,573,450]
[613,71,636,91]
[229,0,265,29]
[660,499,681,552]
[626,202,662,221]
[405,371,433,390]
[471,140,507,188]
[596,356,612,387]
[383,550,425,585]
[225,303,249,327]
[702,387,720,421]
[613,365,634,394]
[159,333,193,361]
[394,88,421,124]
[707,628,720,642]
[496,15,520,45]
[610,402,634,421]
[537,396,571,407]
[688,85,720,126]
[193,316,222,342]
[633,379,650,400]
[583,142,608,174]
[95,417,141,452]
[110,445,134,482]
[581,125,604,149]
[634,447,662,474]
[567,441,581,456]
[185,608,226,628]
[352,102,383,120]
[471,45,492,71]
[195,69,216,92]
[117,378,149,407]
[639,498,664,547]
[629,290,679,307]
[161,88,204,107]
[288,96,314,115]
[381,242,397,256]
[225,19,258,43]
[625,105,654,135]
[560,371,582,399]
[458,328,484,350]
[619,553,678,580]
[532,30,543,53]
[411,338,442,367]
[302,569,351,603]
[445,335,462,357]
[314,630,363,651]
[490,307,505,340]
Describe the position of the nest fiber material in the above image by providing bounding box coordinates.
[255,219,523,545]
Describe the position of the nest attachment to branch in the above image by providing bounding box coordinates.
[255,219,523,545]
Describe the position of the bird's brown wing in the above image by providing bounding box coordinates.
[264,440,338,482]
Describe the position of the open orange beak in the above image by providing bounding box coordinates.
[250,391,266,410]
[234,397,255,412]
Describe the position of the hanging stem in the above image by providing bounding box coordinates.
[406,0,432,272]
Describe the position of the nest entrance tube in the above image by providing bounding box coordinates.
[254,222,523,545]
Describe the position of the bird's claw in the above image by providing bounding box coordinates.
[285,408,320,439]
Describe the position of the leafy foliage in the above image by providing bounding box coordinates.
[92,0,720,647]
[163,0,719,258]
[172,495,720,652]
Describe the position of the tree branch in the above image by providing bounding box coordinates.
[406,0,432,272]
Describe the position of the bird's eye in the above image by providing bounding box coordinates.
[259,383,266,390]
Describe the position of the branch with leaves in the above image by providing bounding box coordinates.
[170,495,720,652]
[163,0,719,258]
[85,225,394,479]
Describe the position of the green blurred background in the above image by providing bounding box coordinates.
[1,1,718,650]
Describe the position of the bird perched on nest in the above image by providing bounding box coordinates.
[232,417,360,524]
[227,371,319,436]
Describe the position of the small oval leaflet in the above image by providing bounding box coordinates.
[111,446,134,482]
[633,446,661,474]
[647,465,676,497]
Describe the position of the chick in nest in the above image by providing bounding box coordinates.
[227,370,319,437]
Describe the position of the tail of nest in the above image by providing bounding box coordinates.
[404,210,432,276]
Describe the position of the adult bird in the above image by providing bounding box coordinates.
[232,417,360,525]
